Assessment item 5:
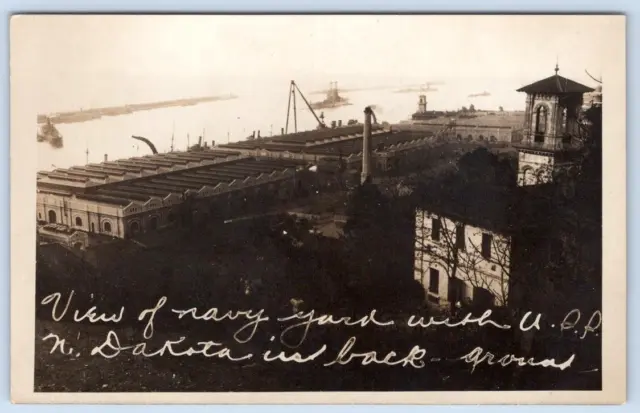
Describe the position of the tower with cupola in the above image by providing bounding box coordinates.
[515,65,594,187]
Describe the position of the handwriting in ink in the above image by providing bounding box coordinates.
[407,310,511,330]
[263,344,327,363]
[42,332,74,356]
[460,346,575,373]
[170,306,269,343]
[323,336,427,368]
[277,309,394,348]
[137,296,167,339]
[90,330,253,361]
[41,291,124,324]
[560,309,602,339]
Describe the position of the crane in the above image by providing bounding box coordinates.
[285,80,327,134]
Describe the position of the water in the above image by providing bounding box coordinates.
[37,79,528,171]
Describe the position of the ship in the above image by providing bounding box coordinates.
[468,91,491,98]
[309,82,351,110]
[395,83,439,94]
[37,117,63,148]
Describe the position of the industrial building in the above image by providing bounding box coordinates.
[37,149,318,240]
[218,121,443,174]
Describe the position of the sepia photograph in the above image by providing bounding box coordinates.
[10,14,626,404]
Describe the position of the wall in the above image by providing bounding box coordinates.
[517,150,554,186]
[37,193,124,237]
[413,208,512,308]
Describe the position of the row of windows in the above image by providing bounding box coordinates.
[428,218,492,259]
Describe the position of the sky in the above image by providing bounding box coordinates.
[12,15,614,112]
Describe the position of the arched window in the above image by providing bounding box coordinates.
[479,135,485,141]
[129,221,140,235]
[534,105,548,142]
[103,221,112,233]
[521,167,533,186]
[148,216,158,230]
[75,216,83,227]
[48,210,57,224]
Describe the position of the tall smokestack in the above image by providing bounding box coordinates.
[361,106,373,185]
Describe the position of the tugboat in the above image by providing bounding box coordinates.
[309,82,351,110]
[37,117,63,148]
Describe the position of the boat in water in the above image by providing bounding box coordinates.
[37,118,63,148]
[309,82,351,110]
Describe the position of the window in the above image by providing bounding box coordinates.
[103,221,112,233]
[534,105,548,142]
[48,210,57,224]
[38,212,42,220]
[456,225,466,248]
[75,216,83,227]
[481,233,492,259]
[429,268,440,293]
[431,218,441,241]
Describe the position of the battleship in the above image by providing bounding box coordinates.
[37,117,63,148]
[309,81,351,110]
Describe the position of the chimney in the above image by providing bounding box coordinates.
[281,127,285,135]
[198,136,203,146]
[257,130,261,138]
[331,120,337,128]
[252,131,256,139]
[361,106,373,185]
[211,140,215,147]
[104,154,108,162]
[338,119,342,127]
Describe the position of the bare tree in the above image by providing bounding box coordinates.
[415,209,513,311]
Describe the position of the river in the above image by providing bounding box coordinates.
[37,80,527,172]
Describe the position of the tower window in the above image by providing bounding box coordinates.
[534,105,548,142]
[75,216,83,227]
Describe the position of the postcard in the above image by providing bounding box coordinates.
[10,14,626,404]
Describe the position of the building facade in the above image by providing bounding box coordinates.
[413,209,512,308]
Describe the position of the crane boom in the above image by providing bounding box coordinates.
[131,135,158,154]
[292,81,325,127]
[285,81,327,133]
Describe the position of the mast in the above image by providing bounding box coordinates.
[170,121,175,152]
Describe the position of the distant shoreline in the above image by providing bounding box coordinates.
[37,94,239,125]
